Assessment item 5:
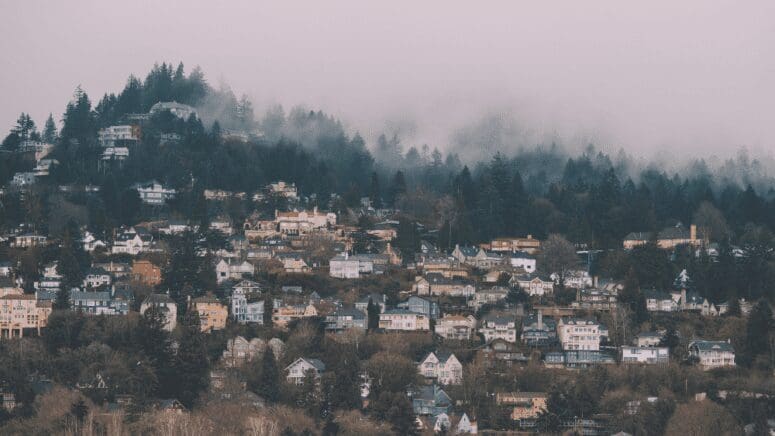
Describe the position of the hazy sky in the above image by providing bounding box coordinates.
[2,1,774,158]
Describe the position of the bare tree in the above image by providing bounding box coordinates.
[537,234,578,287]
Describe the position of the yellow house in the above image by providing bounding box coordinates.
[0,294,52,338]
[192,295,228,332]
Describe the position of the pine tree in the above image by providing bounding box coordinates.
[173,310,210,407]
[366,298,380,331]
[136,305,175,395]
[263,297,274,327]
[743,300,774,367]
[257,347,279,402]
[388,170,407,207]
[42,113,57,143]
[369,172,381,209]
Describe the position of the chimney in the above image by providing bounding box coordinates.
[690,224,697,241]
[537,311,543,329]
[681,289,687,309]
[593,276,599,288]
[527,234,533,240]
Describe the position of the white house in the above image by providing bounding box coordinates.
[418,351,463,385]
[230,285,264,325]
[511,274,554,296]
[111,227,152,256]
[379,309,430,331]
[285,357,326,385]
[216,259,255,283]
[508,251,536,273]
[82,231,107,252]
[82,267,112,288]
[557,318,604,351]
[329,253,361,279]
[479,314,518,343]
[134,181,176,205]
[620,346,669,365]
[98,125,139,147]
[435,315,477,340]
[150,101,198,120]
[688,340,736,370]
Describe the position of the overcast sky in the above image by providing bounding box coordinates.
[1,0,773,158]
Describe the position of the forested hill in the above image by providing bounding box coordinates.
[1,63,774,253]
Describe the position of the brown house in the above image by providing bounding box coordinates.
[132,260,162,286]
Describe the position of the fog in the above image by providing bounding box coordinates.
[2,1,774,162]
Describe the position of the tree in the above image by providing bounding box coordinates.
[743,300,774,368]
[693,201,730,242]
[394,218,420,258]
[43,113,58,143]
[136,305,175,395]
[369,172,382,209]
[172,310,210,407]
[256,347,279,402]
[366,298,380,331]
[387,171,407,207]
[370,391,418,436]
[538,234,578,288]
[664,401,741,436]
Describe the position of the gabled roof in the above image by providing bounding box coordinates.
[689,340,734,352]
[143,293,174,304]
[287,357,326,372]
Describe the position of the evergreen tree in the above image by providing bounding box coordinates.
[136,305,175,395]
[369,172,382,209]
[42,113,57,143]
[263,297,274,327]
[366,298,380,331]
[387,170,407,207]
[257,347,279,402]
[743,300,774,367]
[173,310,210,407]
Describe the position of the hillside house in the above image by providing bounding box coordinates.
[435,315,477,340]
[418,351,463,385]
[285,358,326,385]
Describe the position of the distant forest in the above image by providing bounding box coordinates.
[2,62,774,254]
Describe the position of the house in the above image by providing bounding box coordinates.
[10,233,47,248]
[456,413,478,434]
[470,286,508,309]
[267,181,298,200]
[479,338,529,365]
[329,253,363,278]
[521,312,557,347]
[620,346,669,365]
[410,385,452,416]
[192,295,228,332]
[479,313,518,343]
[285,357,326,385]
[230,289,264,325]
[10,172,36,188]
[688,340,736,370]
[435,315,477,340]
[215,259,255,283]
[272,304,317,329]
[508,251,536,273]
[397,296,440,319]
[209,216,234,236]
[634,332,663,347]
[131,260,162,285]
[82,231,107,252]
[551,269,593,289]
[158,219,193,235]
[98,125,140,147]
[544,350,616,368]
[572,288,618,311]
[111,226,152,255]
[418,273,475,297]
[452,245,504,269]
[82,267,112,289]
[0,293,51,337]
[644,289,677,312]
[100,147,129,163]
[140,294,177,331]
[486,235,541,254]
[275,207,336,235]
[221,336,266,367]
[150,101,197,119]
[325,308,367,332]
[134,181,176,205]
[512,274,554,296]
[355,293,386,313]
[70,289,129,315]
[623,223,701,250]
[0,261,12,277]
[496,392,548,422]
[34,262,61,292]
[0,391,17,411]
[557,318,605,351]
[275,253,311,273]
[379,309,430,331]
[418,351,463,385]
